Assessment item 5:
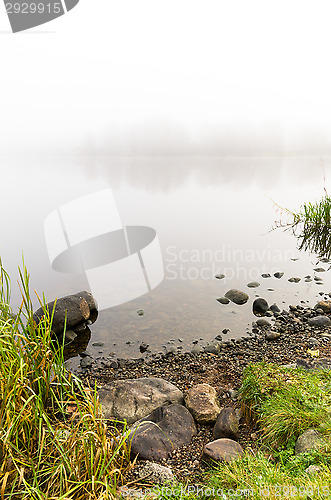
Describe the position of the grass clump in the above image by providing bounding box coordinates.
[273,193,331,258]
[0,260,132,499]
[202,449,331,500]
[239,362,331,447]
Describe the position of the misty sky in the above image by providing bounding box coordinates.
[1,1,331,155]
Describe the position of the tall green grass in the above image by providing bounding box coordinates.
[239,362,331,448]
[0,260,132,499]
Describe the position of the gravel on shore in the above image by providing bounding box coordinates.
[76,303,331,484]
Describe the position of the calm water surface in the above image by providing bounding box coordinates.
[2,157,331,368]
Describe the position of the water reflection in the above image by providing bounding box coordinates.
[77,154,331,193]
[285,196,331,259]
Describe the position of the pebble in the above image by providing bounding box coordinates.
[216,297,230,305]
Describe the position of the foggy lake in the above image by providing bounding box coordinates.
[2,156,331,368]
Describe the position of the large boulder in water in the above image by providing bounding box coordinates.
[33,291,98,335]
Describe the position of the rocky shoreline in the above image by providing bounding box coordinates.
[74,299,331,486]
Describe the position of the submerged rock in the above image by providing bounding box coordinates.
[288,277,301,283]
[215,274,225,279]
[224,289,249,305]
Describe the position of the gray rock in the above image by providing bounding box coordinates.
[253,298,269,315]
[224,289,249,305]
[129,404,197,461]
[33,291,98,336]
[261,273,271,278]
[80,356,93,369]
[256,318,271,327]
[270,303,281,313]
[215,274,225,280]
[288,277,301,283]
[274,272,284,279]
[314,268,326,272]
[213,407,239,441]
[217,297,230,305]
[308,338,319,348]
[295,429,326,455]
[92,341,104,347]
[296,357,331,371]
[134,461,175,484]
[265,331,281,341]
[165,345,178,355]
[191,345,203,355]
[185,383,221,424]
[247,282,260,288]
[99,378,183,424]
[228,389,238,400]
[204,342,220,355]
[202,438,244,464]
[308,316,331,327]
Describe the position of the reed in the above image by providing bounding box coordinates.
[0,260,131,499]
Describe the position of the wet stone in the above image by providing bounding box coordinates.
[224,289,249,305]
[274,272,284,279]
[247,282,260,288]
[253,298,269,315]
[217,297,230,305]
